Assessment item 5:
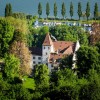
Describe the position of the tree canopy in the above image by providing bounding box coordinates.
[0,18,14,57]
[77,46,100,77]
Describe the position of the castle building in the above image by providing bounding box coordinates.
[29,33,80,72]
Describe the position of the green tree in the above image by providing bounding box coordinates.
[38,2,42,18]
[34,64,49,89]
[0,18,14,57]
[77,46,100,77]
[79,69,100,100]
[4,54,20,79]
[46,2,50,19]
[60,54,73,69]
[86,2,90,20]
[5,3,12,17]
[10,30,31,76]
[94,2,99,20]
[70,2,74,19]
[54,2,57,19]
[61,2,66,19]
[77,2,82,20]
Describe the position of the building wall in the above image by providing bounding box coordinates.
[42,45,52,64]
[30,55,42,69]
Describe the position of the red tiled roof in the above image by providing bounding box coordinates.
[53,41,75,53]
[49,53,64,63]
[43,33,53,46]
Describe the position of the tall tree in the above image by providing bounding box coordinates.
[5,3,12,17]
[0,19,14,57]
[70,2,74,19]
[46,2,50,19]
[4,54,20,79]
[54,2,57,19]
[94,2,98,20]
[34,64,49,89]
[77,46,100,77]
[86,2,90,20]
[61,2,66,19]
[38,2,42,18]
[77,2,82,20]
[10,30,31,76]
[5,4,9,17]
[8,3,12,16]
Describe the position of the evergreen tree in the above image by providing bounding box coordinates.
[61,2,66,19]
[5,4,9,17]
[46,2,50,19]
[5,3,12,17]
[86,2,90,20]
[77,2,82,20]
[54,2,57,19]
[94,2,98,20]
[70,2,74,19]
[8,3,12,16]
[38,2,42,18]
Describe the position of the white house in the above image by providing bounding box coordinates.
[29,33,80,72]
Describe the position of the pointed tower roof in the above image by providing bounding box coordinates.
[43,33,53,46]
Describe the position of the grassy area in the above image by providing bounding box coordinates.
[22,76,35,90]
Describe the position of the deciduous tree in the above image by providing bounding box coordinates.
[77,46,100,77]
[10,30,31,76]
[0,18,14,57]
[4,54,20,79]
[34,64,49,89]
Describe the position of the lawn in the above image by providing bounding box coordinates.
[22,76,35,90]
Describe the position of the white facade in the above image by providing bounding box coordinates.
[30,34,80,72]
[30,54,42,69]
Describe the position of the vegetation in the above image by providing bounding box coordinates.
[77,2,82,20]
[70,2,74,19]
[61,2,66,19]
[5,3,12,17]
[94,2,99,20]
[46,2,50,19]
[0,1,100,100]
[38,2,42,18]
[0,18,14,57]
[54,2,57,19]
[86,2,90,21]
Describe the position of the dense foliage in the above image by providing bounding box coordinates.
[0,3,100,99]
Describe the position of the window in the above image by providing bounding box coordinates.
[38,57,41,60]
[46,52,47,55]
[38,62,41,64]
[33,61,35,64]
[44,47,45,49]
[33,56,35,59]
[48,47,50,49]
